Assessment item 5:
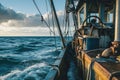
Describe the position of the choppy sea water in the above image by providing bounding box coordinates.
[0,36,61,80]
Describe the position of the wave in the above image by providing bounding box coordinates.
[0,37,61,79]
[0,52,58,76]
[0,63,50,80]
[15,44,36,52]
[0,57,20,65]
[0,49,59,65]
[29,41,42,45]
[0,46,15,51]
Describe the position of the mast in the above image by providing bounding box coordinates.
[114,0,120,41]
[49,0,66,48]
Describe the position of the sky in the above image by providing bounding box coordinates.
[0,0,65,14]
[0,0,66,36]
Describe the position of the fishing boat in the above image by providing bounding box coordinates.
[45,0,120,80]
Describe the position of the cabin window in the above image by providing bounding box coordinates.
[107,13,113,23]
[79,8,84,25]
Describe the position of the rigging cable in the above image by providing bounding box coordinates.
[45,0,58,50]
[43,0,58,50]
[64,12,69,40]
[67,13,70,40]
[65,12,72,41]
[45,0,50,26]
[62,9,69,42]
[51,9,58,50]
[62,10,66,35]
[63,9,68,36]
[45,0,51,36]
[32,0,54,34]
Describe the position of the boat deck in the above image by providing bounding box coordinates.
[81,49,120,80]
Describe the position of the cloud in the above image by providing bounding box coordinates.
[0,3,25,23]
[0,15,44,27]
[0,2,65,27]
[0,3,69,36]
[0,25,53,36]
[0,3,44,27]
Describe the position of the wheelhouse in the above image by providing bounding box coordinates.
[72,0,115,50]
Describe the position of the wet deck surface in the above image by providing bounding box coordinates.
[66,42,82,80]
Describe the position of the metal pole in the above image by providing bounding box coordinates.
[99,3,105,22]
[114,0,120,41]
[49,0,66,48]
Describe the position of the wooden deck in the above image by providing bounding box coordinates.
[79,49,120,80]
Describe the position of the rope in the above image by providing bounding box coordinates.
[51,6,58,50]
[45,0,50,26]
[65,15,68,40]
[33,0,61,50]
[86,58,96,80]
[86,56,118,80]
[67,14,70,40]
[64,12,70,41]
[63,10,67,36]
[45,0,51,36]
[43,62,60,78]
[81,51,86,80]
[32,0,54,34]
[53,24,57,50]
[63,4,70,40]
[52,65,60,77]
[109,71,120,80]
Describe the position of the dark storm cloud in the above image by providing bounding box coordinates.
[0,3,25,22]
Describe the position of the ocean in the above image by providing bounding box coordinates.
[0,36,62,80]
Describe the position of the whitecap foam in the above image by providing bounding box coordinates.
[0,70,21,80]
[0,63,50,80]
